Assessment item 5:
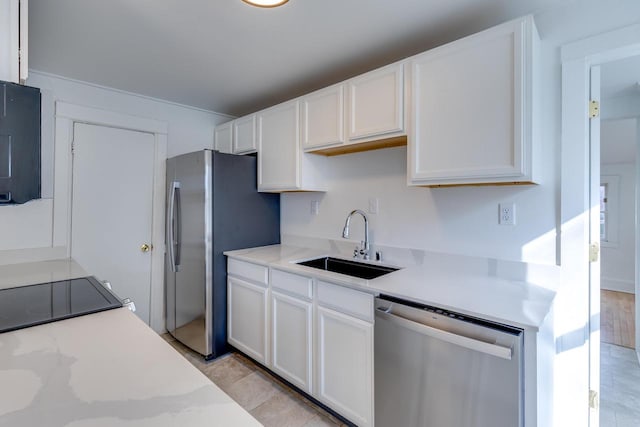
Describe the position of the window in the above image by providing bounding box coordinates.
[600,184,608,241]
[600,175,620,247]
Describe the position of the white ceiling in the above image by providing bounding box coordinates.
[29,0,565,116]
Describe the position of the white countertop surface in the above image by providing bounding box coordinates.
[0,258,259,426]
[0,308,260,427]
[0,258,88,290]
[225,244,558,330]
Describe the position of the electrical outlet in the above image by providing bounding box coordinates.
[499,203,516,225]
[368,197,379,214]
[310,200,319,215]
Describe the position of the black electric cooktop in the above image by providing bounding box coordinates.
[0,276,123,334]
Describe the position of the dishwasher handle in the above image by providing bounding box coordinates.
[376,307,513,360]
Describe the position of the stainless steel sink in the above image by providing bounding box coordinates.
[296,257,399,280]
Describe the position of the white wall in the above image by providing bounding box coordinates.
[600,119,637,293]
[282,145,557,264]
[0,70,232,264]
[601,163,636,293]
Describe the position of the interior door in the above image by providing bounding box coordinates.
[71,123,155,325]
[589,65,601,426]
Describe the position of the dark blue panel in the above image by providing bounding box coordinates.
[210,151,280,358]
[0,80,41,204]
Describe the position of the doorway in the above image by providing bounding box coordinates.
[561,23,640,427]
[597,57,640,426]
[70,122,156,325]
[53,101,168,332]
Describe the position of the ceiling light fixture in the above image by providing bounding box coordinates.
[242,0,289,7]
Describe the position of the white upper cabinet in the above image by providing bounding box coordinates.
[213,121,233,154]
[233,114,257,154]
[347,62,405,142]
[0,0,28,83]
[301,84,345,150]
[258,100,300,191]
[408,16,539,186]
[258,99,326,192]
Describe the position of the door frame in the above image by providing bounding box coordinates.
[561,24,640,425]
[53,101,168,332]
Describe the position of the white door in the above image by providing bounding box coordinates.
[71,122,155,325]
[271,291,313,393]
[233,114,257,154]
[257,100,300,191]
[214,121,233,154]
[347,62,404,141]
[316,306,374,427]
[589,65,601,426]
[227,276,268,365]
[301,84,345,150]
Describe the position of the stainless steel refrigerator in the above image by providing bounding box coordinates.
[165,150,280,359]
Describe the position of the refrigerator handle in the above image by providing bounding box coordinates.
[175,185,182,269]
[168,181,180,273]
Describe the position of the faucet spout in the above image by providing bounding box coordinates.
[342,209,370,260]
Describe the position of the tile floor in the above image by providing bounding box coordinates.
[161,334,347,427]
[600,342,640,427]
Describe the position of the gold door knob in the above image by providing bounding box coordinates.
[140,243,152,253]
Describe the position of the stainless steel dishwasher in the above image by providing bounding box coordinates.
[375,295,524,427]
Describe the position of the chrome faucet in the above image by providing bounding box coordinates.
[342,209,370,260]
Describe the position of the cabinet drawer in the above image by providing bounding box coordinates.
[228,258,268,285]
[317,281,374,322]
[271,269,313,300]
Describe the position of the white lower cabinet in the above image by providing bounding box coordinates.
[316,306,374,427]
[227,275,268,365]
[227,258,374,426]
[271,291,313,393]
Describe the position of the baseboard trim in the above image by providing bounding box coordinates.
[601,276,635,294]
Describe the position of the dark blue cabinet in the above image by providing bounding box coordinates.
[0,81,41,204]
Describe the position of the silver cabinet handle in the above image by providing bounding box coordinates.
[376,308,513,360]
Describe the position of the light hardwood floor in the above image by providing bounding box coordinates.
[600,290,640,426]
[601,290,635,349]
[161,334,347,427]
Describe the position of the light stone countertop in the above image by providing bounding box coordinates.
[224,244,558,330]
[0,258,88,290]
[0,307,261,427]
[0,258,260,426]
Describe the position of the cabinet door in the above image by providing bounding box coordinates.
[233,114,257,154]
[214,121,233,154]
[0,0,27,83]
[227,276,268,364]
[257,100,300,191]
[409,17,535,185]
[316,306,373,427]
[347,62,404,141]
[271,291,313,393]
[301,84,345,150]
